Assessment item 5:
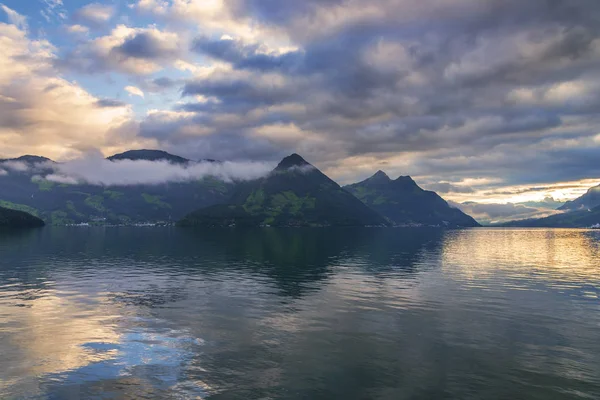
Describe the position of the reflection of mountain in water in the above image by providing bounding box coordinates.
[0,227,448,398]
[178,227,446,298]
[0,227,447,300]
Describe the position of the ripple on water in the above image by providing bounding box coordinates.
[0,227,599,399]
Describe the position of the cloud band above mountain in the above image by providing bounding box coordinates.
[26,154,274,186]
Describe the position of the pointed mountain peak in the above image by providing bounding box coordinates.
[394,175,417,184]
[369,170,391,182]
[393,175,420,190]
[275,153,312,171]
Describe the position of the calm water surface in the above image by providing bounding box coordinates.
[0,227,599,399]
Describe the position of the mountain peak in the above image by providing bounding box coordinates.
[369,170,391,183]
[275,153,311,171]
[394,175,417,186]
[107,149,190,164]
[0,155,53,164]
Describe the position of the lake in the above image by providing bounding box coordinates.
[0,227,599,399]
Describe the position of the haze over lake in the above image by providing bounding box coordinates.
[1,227,599,399]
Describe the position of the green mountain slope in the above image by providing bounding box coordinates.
[498,206,600,228]
[0,206,45,228]
[0,151,232,225]
[179,154,389,227]
[344,171,480,227]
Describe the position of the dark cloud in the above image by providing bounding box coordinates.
[153,77,177,88]
[115,32,178,60]
[95,99,127,108]
[124,0,600,189]
[182,75,298,108]
[425,183,475,194]
[192,36,304,72]
[56,27,181,75]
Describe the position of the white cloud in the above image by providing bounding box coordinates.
[135,0,289,48]
[66,24,89,35]
[1,4,27,31]
[43,153,273,186]
[0,18,147,160]
[125,86,145,98]
[74,3,114,26]
[452,201,563,225]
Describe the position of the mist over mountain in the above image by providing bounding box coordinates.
[0,150,261,225]
[498,206,600,228]
[559,185,600,211]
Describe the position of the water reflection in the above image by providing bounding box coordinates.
[0,227,598,399]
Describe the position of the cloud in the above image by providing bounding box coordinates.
[66,24,89,35]
[1,160,29,172]
[115,31,180,60]
[451,200,564,225]
[1,4,27,30]
[425,182,475,194]
[0,18,147,160]
[73,3,114,27]
[42,153,273,186]
[96,99,128,108]
[191,36,303,72]
[125,86,145,98]
[134,0,284,45]
[5,0,600,203]
[140,0,600,194]
[58,25,182,75]
[41,0,66,22]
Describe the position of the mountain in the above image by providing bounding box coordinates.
[107,149,191,164]
[0,206,45,228]
[344,171,480,227]
[559,184,600,211]
[0,155,53,164]
[179,154,389,227]
[0,151,232,225]
[498,205,600,228]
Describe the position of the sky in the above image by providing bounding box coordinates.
[0,0,600,222]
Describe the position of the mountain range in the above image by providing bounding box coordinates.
[495,183,600,228]
[344,171,480,228]
[498,205,600,228]
[179,154,389,227]
[558,184,600,211]
[0,151,232,225]
[0,150,481,228]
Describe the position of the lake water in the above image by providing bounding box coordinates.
[0,227,599,399]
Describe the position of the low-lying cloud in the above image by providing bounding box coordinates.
[30,155,274,186]
[451,200,564,225]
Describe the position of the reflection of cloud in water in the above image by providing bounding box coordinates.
[0,287,209,398]
[0,291,120,396]
[42,319,209,399]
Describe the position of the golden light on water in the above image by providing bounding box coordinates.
[0,289,121,394]
[441,229,600,286]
